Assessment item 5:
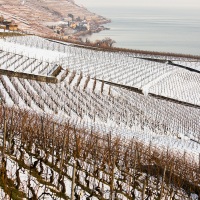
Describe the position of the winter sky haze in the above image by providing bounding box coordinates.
[75,0,200,8]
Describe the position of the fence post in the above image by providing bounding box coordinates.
[71,161,77,200]
[159,166,166,200]
[59,132,67,177]
[57,131,67,189]
[110,158,115,200]
[199,153,200,173]
[2,114,7,160]
[1,111,7,185]
[142,178,146,200]
[51,122,55,165]
[169,188,174,200]
[9,109,14,154]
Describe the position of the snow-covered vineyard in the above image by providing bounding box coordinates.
[0,107,199,200]
[0,35,200,199]
[2,35,200,105]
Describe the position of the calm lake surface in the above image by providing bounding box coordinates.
[82,6,200,55]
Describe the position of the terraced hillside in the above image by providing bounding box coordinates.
[0,0,108,36]
[0,35,200,199]
[4,36,200,106]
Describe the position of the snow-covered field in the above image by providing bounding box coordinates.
[3,35,200,106]
[0,73,200,158]
[173,60,200,71]
[0,122,199,200]
[0,35,200,199]
[0,35,200,157]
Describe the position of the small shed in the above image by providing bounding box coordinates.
[2,20,11,26]
[8,24,18,31]
[2,20,18,31]
[0,25,6,31]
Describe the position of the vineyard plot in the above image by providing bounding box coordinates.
[0,107,200,199]
[0,35,200,199]
[3,35,200,105]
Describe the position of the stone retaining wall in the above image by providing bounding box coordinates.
[0,68,58,83]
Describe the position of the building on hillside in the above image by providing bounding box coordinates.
[53,26,62,34]
[2,19,12,26]
[87,22,90,30]
[0,15,4,23]
[0,25,6,31]
[8,24,18,31]
[2,20,18,31]
[70,22,77,29]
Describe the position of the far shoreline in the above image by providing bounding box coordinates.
[74,5,200,56]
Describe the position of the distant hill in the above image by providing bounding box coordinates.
[0,0,108,36]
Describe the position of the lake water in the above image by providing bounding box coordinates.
[81,6,200,55]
